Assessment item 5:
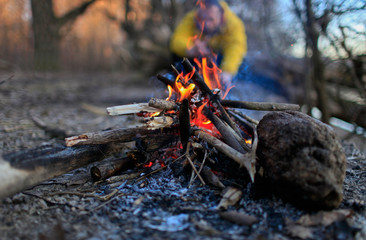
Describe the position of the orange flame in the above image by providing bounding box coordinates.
[193,102,213,129]
[166,85,173,101]
[172,70,196,102]
[195,57,222,90]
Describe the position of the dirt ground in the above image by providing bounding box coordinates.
[0,71,365,240]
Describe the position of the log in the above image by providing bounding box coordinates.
[65,116,174,147]
[90,156,135,181]
[148,98,178,111]
[193,130,255,182]
[256,111,346,210]
[221,100,300,111]
[106,103,161,116]
[0,144,123,200]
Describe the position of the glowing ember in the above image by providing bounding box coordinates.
[144,162,153,168]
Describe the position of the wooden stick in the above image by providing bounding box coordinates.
[156,74,178,92]
[106,103,161,116]
[90,156,135,181]
[65,117,174,147]
[185,143,205,186]
[193,130,255,182]
[228,109,259,126]
[204,108,246,153]
[148,98,177,111]
[221,100,300,111]
[0,144,123,200]
[228,110,255,138]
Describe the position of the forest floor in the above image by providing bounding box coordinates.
[0,71,365,240]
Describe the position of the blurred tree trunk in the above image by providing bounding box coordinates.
[292,0,331,123]
[30,0,96,71]
[305,0,329,123]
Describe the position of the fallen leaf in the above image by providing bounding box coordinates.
[192,218,221,236]
[217,187,242,210]
[219,211,259,226]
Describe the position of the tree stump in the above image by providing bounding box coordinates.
[256,111,346,209]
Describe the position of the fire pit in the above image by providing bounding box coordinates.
[0,68,364,240]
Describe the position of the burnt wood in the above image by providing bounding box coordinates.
[179,99,191,151]
[0,144,123,199]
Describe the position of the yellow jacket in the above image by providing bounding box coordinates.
[170,1,247,75]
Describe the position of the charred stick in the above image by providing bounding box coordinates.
[193,130,255,182]
[156,74,178,92]
[171,64,181,78]
[148,98,177,111]
[65,117,174,147]
[221,100,300,111]
[204,107,246,153]
[90,156,135,181]
[179,99,191,151]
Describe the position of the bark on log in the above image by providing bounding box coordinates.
[65,117,174,147]
[0,144,122,200]
[148,98,177,111]
[221,100,300,111]
[256,111,346,210]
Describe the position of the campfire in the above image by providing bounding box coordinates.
[1,56,344,212]
[65,57,300,185]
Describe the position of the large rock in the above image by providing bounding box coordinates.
[256,111,346,209]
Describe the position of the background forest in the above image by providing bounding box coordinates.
[0,0,365,128]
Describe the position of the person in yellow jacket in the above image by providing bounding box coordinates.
[170,0,247,86]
